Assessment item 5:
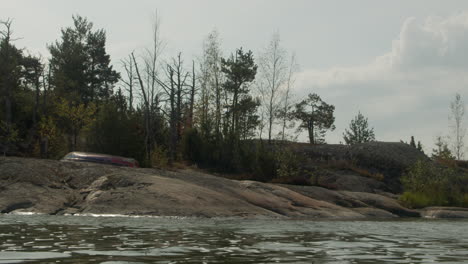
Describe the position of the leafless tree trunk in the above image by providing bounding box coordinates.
[132,52,152,163]
[168,66,177,162]
[188,60,196,128]
[280,53,298,141]
[258,33,287,142]
[120,54,135,111]
[131,11,165,166]
[39,63,51,158]
[255,80,267,140]
[198,58,211,136]
[449,93,466,160]
[171,53,189,141]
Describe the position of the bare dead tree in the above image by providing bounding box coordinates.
[187,60,196,128]
[197,55,211,136]
[132,51,152,164]
[120,54,136,111]
[160,53,189,161]
[154,64,177,162]
[130,11,165,165]
[172,53,189,140]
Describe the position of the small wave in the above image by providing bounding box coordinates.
[70,213,192,219]
[7,211,44,216]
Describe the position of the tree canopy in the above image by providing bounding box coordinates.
[293,93,335,144]
[48,15,119,104]
[343,111,375,145]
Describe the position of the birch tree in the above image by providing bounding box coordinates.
[198,30,223,138]
[277,53,298,141]
[449,93,466,160]
[258,33,287,142]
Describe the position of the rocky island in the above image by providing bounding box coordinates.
[1,142,467,219]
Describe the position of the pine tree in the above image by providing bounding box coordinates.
[417,141,424,153]
[343,111,375,145]
[410,136,416,148]
[49,15,119,104]
[432,136,454,160]
[293,93,335,144]
[221,48,258,139]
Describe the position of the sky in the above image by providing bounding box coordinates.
[3,0,468,154]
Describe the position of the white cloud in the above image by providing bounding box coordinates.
[389,13,468,70]
[295,12,468,153]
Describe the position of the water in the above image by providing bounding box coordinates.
[0,214,467,263]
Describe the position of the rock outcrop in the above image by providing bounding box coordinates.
[421,207,468,218]
[290,142,429,193]
[0,156,464,219]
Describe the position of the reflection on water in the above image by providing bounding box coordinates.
[0,215,467,263]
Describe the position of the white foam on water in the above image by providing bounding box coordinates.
[71,213,191,219]
[7,211,43,216]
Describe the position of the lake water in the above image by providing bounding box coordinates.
[0,214,467,263]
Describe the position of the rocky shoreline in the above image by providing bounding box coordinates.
[1,156,467,219]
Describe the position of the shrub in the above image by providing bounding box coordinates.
[275,148,302,180]
[151,145,169,169]
[399,192,433,208]
[399,160,468,208]
[322,159,385,181]
[271,147,312,185]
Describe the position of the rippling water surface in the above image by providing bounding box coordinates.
[0,214,467,263]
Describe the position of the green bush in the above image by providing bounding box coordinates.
[399,192,433,208]
[181,128,204,163]
[151,145,169,169]
[86,102,145,164]
[400,160,468,208]
[275,148,302,180]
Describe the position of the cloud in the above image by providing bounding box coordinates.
[389,13,468,70]
[294,12,468,152]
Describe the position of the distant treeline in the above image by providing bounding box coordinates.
[0,15,350,173]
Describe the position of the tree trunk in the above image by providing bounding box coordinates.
[131,52,152,165]
[188,60,196,128]
[308,119,314,144]
[169,68,177,163]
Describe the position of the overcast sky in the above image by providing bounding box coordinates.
[4,0,468,153]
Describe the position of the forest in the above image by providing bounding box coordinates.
[1,15,467,201]
[0,15,345,174]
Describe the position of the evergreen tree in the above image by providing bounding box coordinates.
[221,48,258,139]
[1,20,44,155]
[343,111,375,145]
[432,136,454,160]
[0,19,23,127]
[86,90,145,162]
[410,136,416,148]
[293,93,335,144]
[48,15,119,104]
[417,141,424,153]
